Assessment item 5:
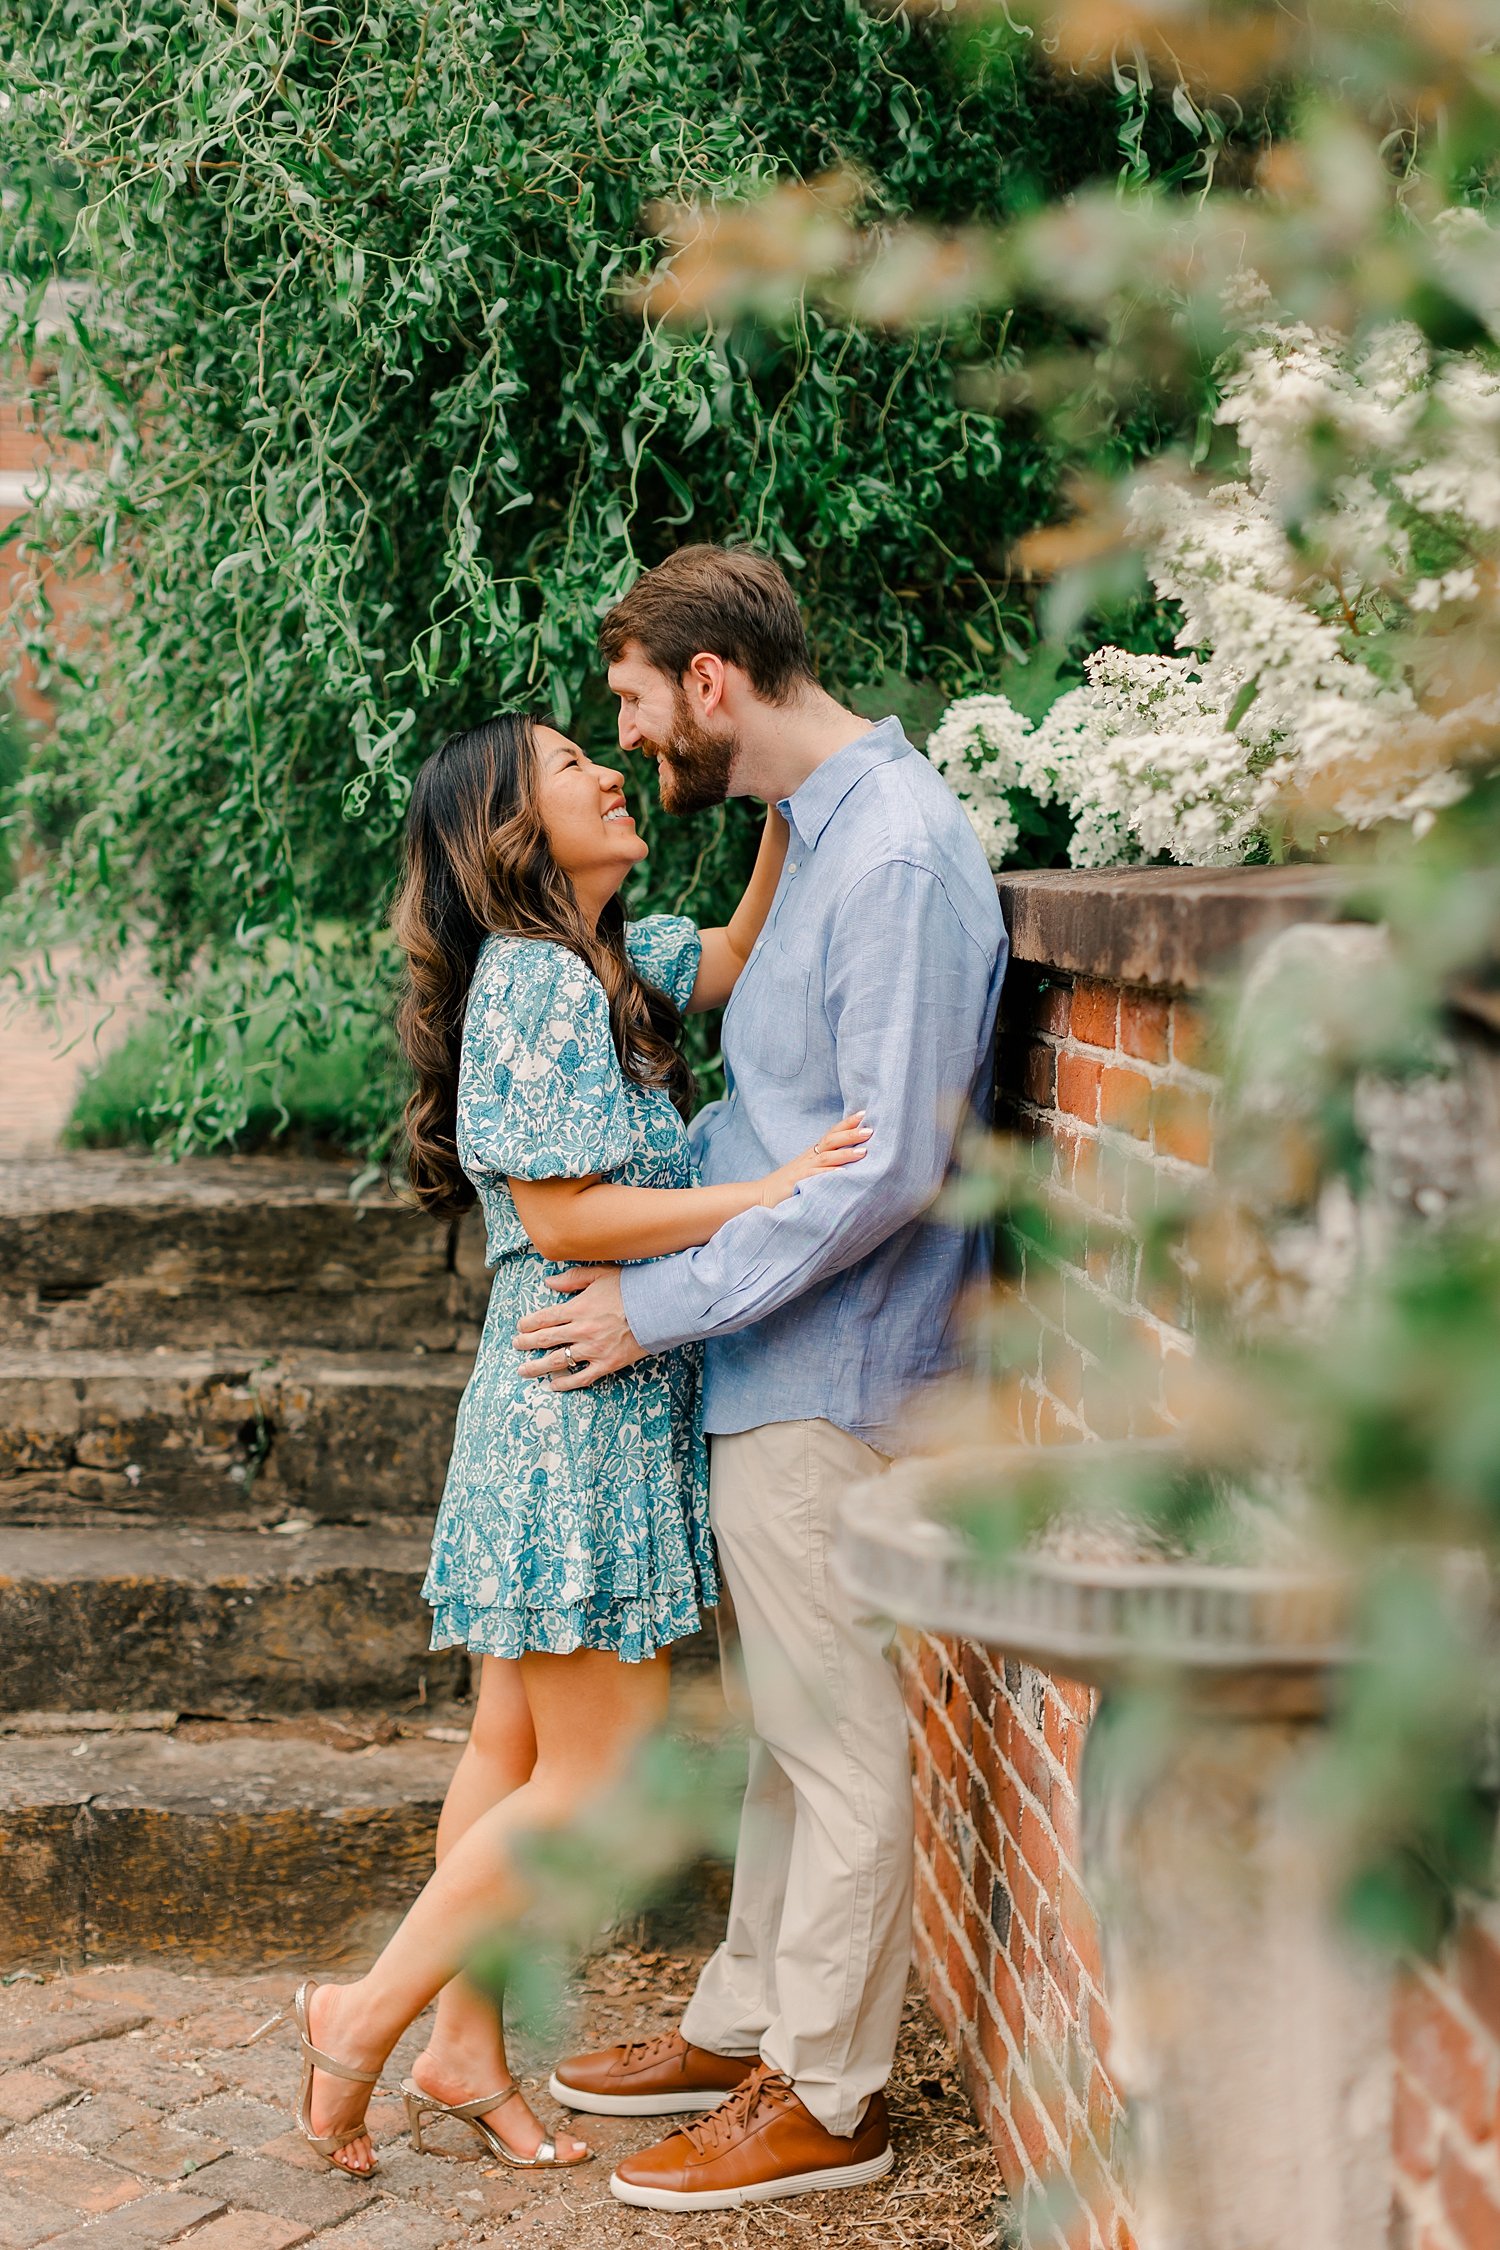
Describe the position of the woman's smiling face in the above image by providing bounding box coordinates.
[531,725,649,898]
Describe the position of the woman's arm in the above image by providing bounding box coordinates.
[509,1111,868,1263]
[686,806,789,1014]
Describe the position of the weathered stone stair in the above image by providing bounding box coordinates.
[0,1155,488,1969]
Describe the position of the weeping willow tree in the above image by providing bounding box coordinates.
[0,0,1201,1150]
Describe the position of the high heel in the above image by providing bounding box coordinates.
[249,1979,381,2176]
[401,2075,590,2169]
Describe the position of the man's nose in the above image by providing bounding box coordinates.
[617,709,642,752]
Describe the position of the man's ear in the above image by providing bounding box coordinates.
[684,651,729,718]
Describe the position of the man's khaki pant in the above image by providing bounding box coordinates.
[679,1420,914,2138]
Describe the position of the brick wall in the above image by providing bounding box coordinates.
[902,1629,1126,2249]
[1394,1913,1500,2248]
[905,868,1500,2250]
[2,286,99,739]
[996,960,1211,1448]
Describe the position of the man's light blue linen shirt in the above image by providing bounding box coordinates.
[619,716,1009,1448]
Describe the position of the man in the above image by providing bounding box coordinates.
[516,545,1007,2211]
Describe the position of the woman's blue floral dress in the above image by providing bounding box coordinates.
[422,915,717,1663]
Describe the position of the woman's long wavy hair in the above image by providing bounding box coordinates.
[392,713,694,1217]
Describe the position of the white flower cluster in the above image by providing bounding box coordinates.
[922,694,1033,865]
[927,298,1500,869]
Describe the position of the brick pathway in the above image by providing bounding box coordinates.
[0,951,152,1158]
[0,1952,1001,2250]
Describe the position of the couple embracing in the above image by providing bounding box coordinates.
[267,546,1008,2212]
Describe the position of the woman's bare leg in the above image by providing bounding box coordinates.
[302,1648,670,2169]
[409,1657,586,2163]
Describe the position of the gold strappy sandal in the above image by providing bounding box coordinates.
[249,1978,381,2176]
[402,2074,591,2169]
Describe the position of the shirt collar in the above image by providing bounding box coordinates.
[778,716,911,850]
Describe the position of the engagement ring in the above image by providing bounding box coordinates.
[564,1344,582,1371]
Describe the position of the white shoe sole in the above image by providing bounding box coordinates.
[546,2073,741,2118]
[608,2145,894,2210]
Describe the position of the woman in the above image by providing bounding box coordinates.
[262,714,868,2179]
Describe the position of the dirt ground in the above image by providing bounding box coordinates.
[0,1945,1006,2250]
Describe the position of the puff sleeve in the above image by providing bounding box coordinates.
[457,939,635,1183]
[625,914,703,1012]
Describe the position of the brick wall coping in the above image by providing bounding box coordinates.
[995,864,1351,991]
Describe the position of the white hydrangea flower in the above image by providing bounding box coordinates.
[923,693,1035,868]
[927,296,1500,870]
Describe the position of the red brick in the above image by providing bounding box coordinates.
[1456,1917,1500,2049]
[1061,1873,1106,1991]
[1119,991,1171,1063]
[1022,1040,1057,1107]
[1056,1053,1102,1124]
[0,2151,146,2218]
[945,1932,979,2020]
[925,1704,957,1785]
[1050,1786,1081,1869]
[1161,1347,1196,1424]
[1036,979,1073,1036]
[1100,1065,1152,1139]
[961,1890,987,1971]
[1438,2140,1500,2247]
[1071,981,1119,1050]
[1018,1804,1061,1899]
[1004,1841,1042,1943]
[1037,1393,1087,1444]
[39,2195,231,2250]
[1169,997,1211,1068]
[1153,1083,1213,1167]
[1396,1972,1497,2145]
[1007,2075,1053,2170]
[933,1838,963,1925]
[1087,2064,1123,2138]
[1393,2067,1439,2186]
[988,2105,1028,2197]
[1041,1328,1087,1412]
[0,2069,70,2124]
[994,1953,1028,2048]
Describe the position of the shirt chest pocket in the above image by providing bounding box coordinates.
[726,938,813,1082]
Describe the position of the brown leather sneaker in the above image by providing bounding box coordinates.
[548,2028,755,2117]
[608,2063,892,2210]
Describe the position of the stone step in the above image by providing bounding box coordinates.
[0,1152,489,1352]
[0,1717,732,1970]
[0,1527,469,1715]
[0,1724,456,1969]
[0,1347,472,1523]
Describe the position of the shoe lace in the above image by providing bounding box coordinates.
[682,2065,794,2156]
[619,2029,687,2070]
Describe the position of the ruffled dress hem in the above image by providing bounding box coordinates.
[426,1582,714,1665]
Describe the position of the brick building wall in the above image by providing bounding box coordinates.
[2,282,95,735]
[1394,1916,1500,2248]
[904,867,1500,2250]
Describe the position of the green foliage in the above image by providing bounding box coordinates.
[0,692,28,895]
[64,998,397,1155]
[1,0,1156,1148]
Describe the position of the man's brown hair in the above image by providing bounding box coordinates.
[598,544,814,703]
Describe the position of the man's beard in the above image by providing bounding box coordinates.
[648,694,740,815]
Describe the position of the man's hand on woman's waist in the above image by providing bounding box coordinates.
[514,1266,646,1389]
